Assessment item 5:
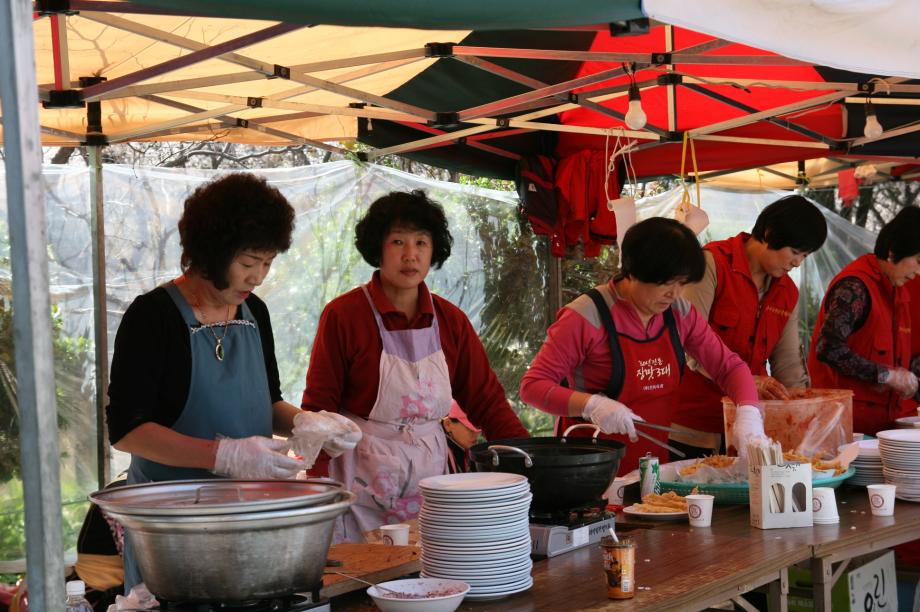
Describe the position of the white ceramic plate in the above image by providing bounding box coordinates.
[421,550,533,567]
[419,473,529,492]
[420,534,530,552]
[465,575,534,598]
[419,514,530,529]
[421,556,532,574]
[420,546,532,563]
[420,496,531,515]
[422,568,533,587]
[418,512,530,527]
[420,490,530,505]
[622,505,688,521]
[419,526,530,542]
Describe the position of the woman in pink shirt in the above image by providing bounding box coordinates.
[520,217,761,474]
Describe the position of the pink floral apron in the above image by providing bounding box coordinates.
[330,285,452,542]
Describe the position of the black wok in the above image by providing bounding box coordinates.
[469,427,625,514]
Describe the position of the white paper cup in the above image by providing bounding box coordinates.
[686,494,714,527]
[867,484,896,516]
[380,523,410,545]
[812,487,839,523]
[603,477,629,506]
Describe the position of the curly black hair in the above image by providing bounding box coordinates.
[355,190,453,269]
[619,217,706,284]
[751,195,827,253]
[178,173,295,289]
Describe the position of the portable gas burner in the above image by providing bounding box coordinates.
[529,503,616,558]
[156,591,329,612]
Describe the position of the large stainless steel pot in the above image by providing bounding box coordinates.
[91,480,354,603]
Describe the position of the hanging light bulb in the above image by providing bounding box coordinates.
[624,82,647,131]
[863,100,883,139]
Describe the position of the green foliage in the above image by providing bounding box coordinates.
[0,480,87,562]
[0,302,92,482]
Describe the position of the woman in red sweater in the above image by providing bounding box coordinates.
[300,190,528,541]
[674,195,827,457]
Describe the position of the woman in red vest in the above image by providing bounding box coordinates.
[520,218,762,474]
[903,277,920,416]
[674,195,828,457]
[808,206,920,435]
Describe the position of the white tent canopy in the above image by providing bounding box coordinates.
[646,0,920,79]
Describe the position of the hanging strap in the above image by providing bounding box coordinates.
[585,288,626,399]
[679,131,701,211]
[662,306,687,379]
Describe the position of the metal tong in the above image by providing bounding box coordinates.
[632,421,686,458]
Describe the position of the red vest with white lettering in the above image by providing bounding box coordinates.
[673,233,797,434]
[899,277,920,415]
[807,254,913,435]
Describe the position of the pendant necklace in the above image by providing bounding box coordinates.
[209,308,232,362]
[192,290,232,362]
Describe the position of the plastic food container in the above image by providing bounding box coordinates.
[723,389,853,457]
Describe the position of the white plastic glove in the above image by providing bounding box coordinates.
[883,367,919,399]
[581,394,643,442]
[318,411,362,457]
[732,405,766,459]
[213,436,305,480]
[291,411,363,459]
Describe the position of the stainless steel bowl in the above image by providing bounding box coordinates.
[93,480,354,602]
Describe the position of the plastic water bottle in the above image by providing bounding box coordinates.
[65,580,93,612]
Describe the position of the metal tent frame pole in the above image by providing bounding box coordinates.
[89,146,111,489]
[0,0,64,609]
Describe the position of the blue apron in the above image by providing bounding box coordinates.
[123,281,273,592]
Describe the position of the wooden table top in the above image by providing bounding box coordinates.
[332,485,920,611]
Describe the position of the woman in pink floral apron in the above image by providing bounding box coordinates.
[300,190,528,541]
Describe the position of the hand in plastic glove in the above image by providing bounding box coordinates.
[581,394,643,442]
[317,411,362,457]
[732,404,766,459]
[291,411,362,458]
[213,436,305,480]
[882,367,919,399]
[754,375,790,400]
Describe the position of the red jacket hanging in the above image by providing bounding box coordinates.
[554,150,622,257]
[808,254,913,435]
[673,233,798,435]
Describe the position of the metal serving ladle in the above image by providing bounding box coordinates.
[324,569,411,598]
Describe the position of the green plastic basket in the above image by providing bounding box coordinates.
[660,466,855,505]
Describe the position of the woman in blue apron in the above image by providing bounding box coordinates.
[106,173,308,592]
[299,190,529,541]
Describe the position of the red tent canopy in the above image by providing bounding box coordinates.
[556,26,846,177]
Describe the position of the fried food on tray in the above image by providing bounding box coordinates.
[678,454,737,476]
[632,491,688,513]
[782,451,846,476]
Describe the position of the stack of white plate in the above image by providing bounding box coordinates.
[848,439,883,486]
[417,472,533,601]
[878,430,920,501]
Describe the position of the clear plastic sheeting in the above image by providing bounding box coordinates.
[632,185,876,349]
[0,160,549,561]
